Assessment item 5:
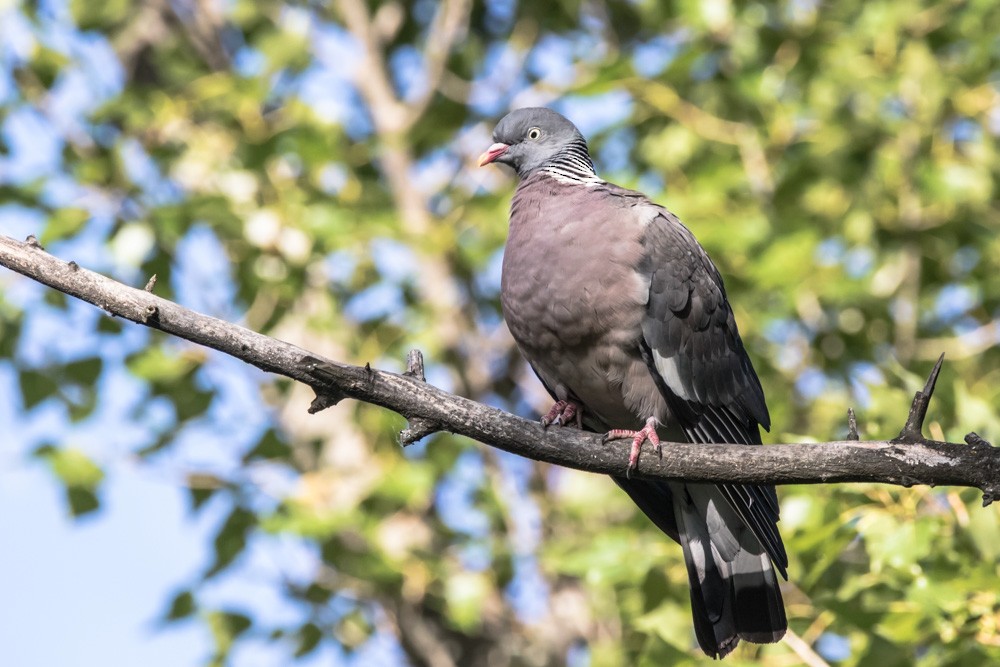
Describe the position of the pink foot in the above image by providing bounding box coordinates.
[602,417,660,477]
[541,400,582,428]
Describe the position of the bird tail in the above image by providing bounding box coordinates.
[671,482,786,658]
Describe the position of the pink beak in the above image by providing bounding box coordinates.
[477,142,509,167]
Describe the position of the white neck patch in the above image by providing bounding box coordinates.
[541,166,604,187]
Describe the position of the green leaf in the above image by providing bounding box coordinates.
[96,316,123,334]
[172,383,213,421]
[641,568,670,613]
[302,583,333,604]
[965,503,1000,562]
[334,609,372,651]
[294,623,323,658]
[42,290,68,309]
[207,610,253,658]
[633,603,697,656]
[65,357,103,385]
[206,507,256,578]
[41,447,104,488]
[189,486,216,512]
[19,369,60,409]
[65,486,100,517]
[69,0,132,30]
[126,347,197,383]
[41,208,89,244]
[164,590,197,621]
[220,611,252,638]
[0,315,20,358]
[34,447,105,517]
[242,428,292,462]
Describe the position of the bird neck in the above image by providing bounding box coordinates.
[537,139,603,186]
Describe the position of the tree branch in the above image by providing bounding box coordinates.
[1,234,998,505]
[405,0,472,123]
[333,0,476,382]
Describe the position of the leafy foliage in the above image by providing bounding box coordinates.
[1,0,999,664]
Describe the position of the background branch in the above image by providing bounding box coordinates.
[332,0,481,393]
[1,234,997,504]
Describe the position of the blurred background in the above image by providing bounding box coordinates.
[1,0,999,665]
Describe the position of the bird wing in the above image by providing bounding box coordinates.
[637,204,787,575]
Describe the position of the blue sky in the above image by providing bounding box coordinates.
[0,461,210,666]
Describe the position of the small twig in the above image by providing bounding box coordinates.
[398,418,441,446]
[782,629,832,667]
[144,274,157,292]
[404,349,426,382]
[398,348,441,445]
[893,353,945,443]
[307,392,342,413]
[847,408,859,440]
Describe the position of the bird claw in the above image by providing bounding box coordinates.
[541,400,582,429]
[603,417,660,477]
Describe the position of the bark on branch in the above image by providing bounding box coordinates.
[1,234,998,505]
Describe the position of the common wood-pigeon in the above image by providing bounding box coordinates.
[480,107,787,659]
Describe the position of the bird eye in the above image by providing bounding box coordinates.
[527,127,541,140]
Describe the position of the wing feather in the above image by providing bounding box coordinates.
[637,208,787,576]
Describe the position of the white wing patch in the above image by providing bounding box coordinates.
[652,351,692,401]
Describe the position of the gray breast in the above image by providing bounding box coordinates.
[499,174,666,429]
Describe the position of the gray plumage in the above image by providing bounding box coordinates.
[483,107,787,658]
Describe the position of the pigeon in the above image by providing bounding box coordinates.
[479,107,787,658]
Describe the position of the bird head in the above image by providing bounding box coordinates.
[478,107,590,178]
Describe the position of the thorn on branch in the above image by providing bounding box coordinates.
[893,353,944,444]
[26,235,43,249]
[847,408,859,440]
[302,356,348,412]
[399,348,440,446]
[68,260,79,271]
[145,274,157,292]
